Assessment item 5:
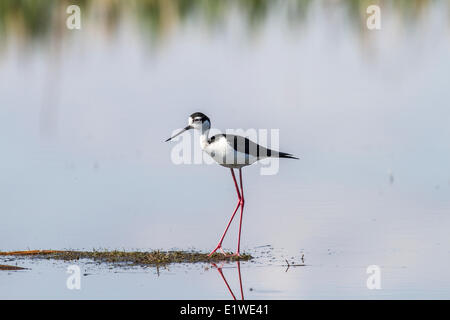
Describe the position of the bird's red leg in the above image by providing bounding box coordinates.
[237,261,244,300]
[211,263,236,300]
[234,168,245,256]
[208,169,242,256]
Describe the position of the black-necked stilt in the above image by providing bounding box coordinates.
[165,112,298,256]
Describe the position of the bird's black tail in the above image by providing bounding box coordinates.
[277,152,299,160]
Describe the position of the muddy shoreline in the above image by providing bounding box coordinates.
[0,250,252,268]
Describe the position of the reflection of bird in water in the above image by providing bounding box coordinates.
[211,261,244,300]
[166,112,298,256]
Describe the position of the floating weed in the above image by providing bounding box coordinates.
[0,264,27,271]
[0,249,252,268]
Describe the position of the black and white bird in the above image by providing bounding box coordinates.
[165,112,298,256]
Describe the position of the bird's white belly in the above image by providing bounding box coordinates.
[203,137,258,169]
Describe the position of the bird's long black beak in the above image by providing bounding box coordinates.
[165,125,192,142]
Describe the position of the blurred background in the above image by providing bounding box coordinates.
[0,0,450,298]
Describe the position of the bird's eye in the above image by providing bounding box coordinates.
[194,118,202,122]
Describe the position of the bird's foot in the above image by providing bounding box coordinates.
[231,252,241,257]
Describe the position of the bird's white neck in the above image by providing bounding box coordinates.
[200,128,209,150]
[199,120,211,150]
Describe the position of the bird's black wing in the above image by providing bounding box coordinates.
[209,134,274,158]
[209,134,298,160]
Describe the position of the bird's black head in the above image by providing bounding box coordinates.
[165,112,211,142]
[189,112,210,125]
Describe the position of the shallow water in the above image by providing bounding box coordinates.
[1,0,450,299]
[1,246,448,299]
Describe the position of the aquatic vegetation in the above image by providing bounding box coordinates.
[0,249,252,267]
[0,264,27,271]
[0,0,443,51]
